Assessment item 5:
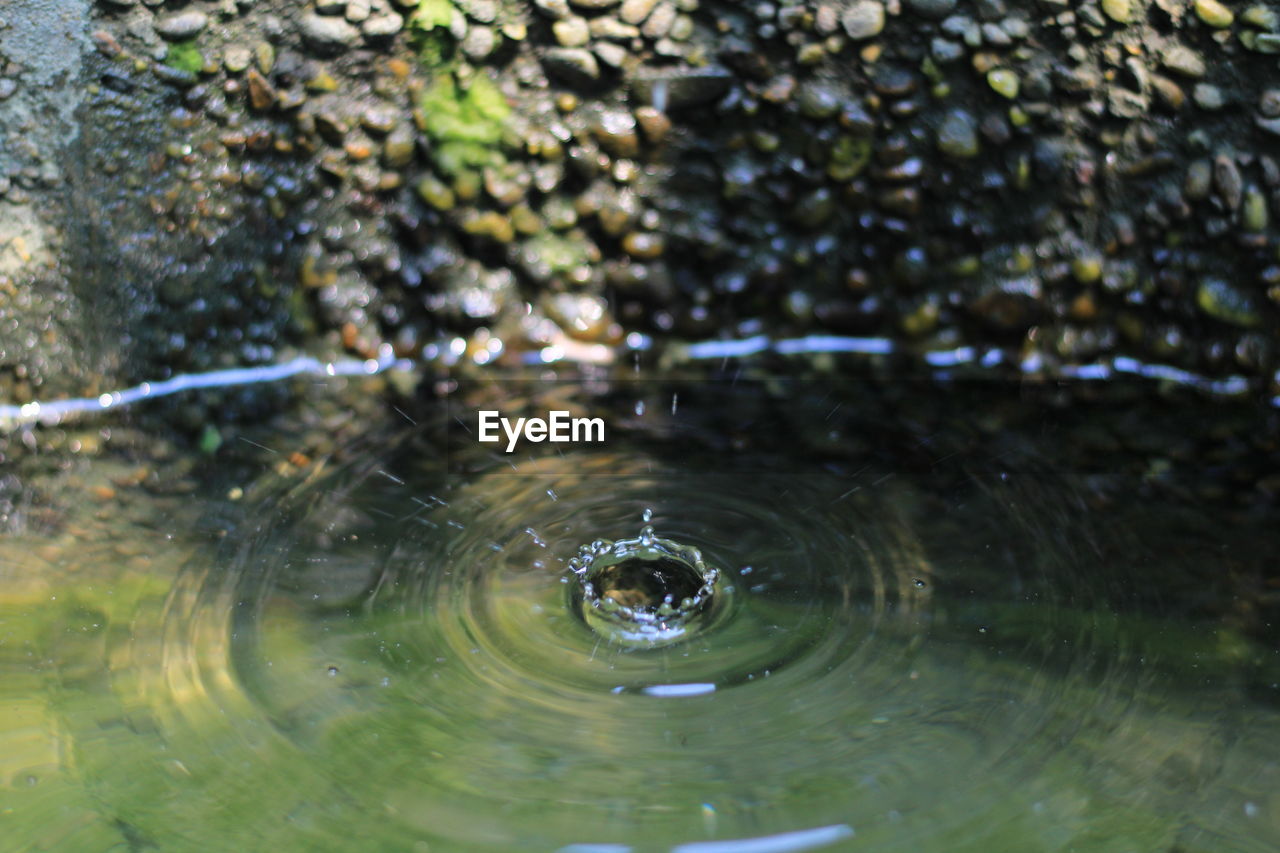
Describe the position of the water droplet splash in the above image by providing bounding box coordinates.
[569,523,722,648]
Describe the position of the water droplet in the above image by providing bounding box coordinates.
[913,578,927,588]
[642,507,653,523]
[634,400,646,416]
[327,666,339,677]
[571,524,722,648]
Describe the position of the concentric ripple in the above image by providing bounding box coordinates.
[21,402,1280,853]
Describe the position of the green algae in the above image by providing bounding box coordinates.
[418,72,511,179]
[164,40,204,76]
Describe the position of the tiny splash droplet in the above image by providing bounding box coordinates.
[642,507,653,523]
[634,400,646,416]
[327,666,339,677]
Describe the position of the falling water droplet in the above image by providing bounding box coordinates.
[642,507,653,523]
[327,666,339,677]
[635,400,646,416]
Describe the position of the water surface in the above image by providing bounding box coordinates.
[1,377,1277,852]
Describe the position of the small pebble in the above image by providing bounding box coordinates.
[987,69,1020,99]
[553,16,591,47]
[841,1,886,40]
[155,11,209,40]
[1194,0,1234,28]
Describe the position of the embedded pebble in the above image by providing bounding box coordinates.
[622,231,665,259]
[553,16,591,47]
[1193,83,1225,110]
[841,1,885,40]
[543,48,601,82]
[1260,89,1280,118]
[223,45,252,73]
[156,11,209,40]
[346,0,371,23]
[1194,0,1234,28]
[1161,45,1207,78]
[1101,0,1133,24]
[936,109,979,158]
[362,13,404,38]
[1214,154,1244,210]
[904,0,957,19]
[987,69,1020,99]
[535,0,572,17]
[620,0,659,25]
[1185,159,1213,199]
[300,13,361,49]
[797,81,843,118]
[641,2,677,38]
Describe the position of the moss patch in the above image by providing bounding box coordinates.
[418,72,511,178]
[164,40,204,75]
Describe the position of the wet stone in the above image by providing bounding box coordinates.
[156,11,208,40]
[246,68,276,111]
[543,48,601,83]
[1193,83,1225,111]
[554,16,591,47]
[346,0,371,23]
[463,26,497,59]
[1214,154,1243,210]
[591,17,641,39]
[1197,277,1262,327]
[905,0,957,19]
[1185,159,1213,199]
[300,13,361,49]
[931,37,965,63]
[641,2,678,38]
[798,81,843,118]
[987,69,1020,99]
[1259,89,1280,118]
[1194,0,1234,28]
[1161,45,1207,78]
[594,42,629,68]
[1243,186,1269,231]
[622,231,664,259]
[362,13,404,38]
[620,0,659,26]
[459,0,499,22]
[382,126,416,168]
[535,0,572,17]
[224,45,252,73]
[842,1,886,40]
[936,108,979,158]
[634,106,671,145]
[593,109,640,158]
[1101,0,1133,24]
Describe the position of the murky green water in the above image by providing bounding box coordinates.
[2,377,1278,852]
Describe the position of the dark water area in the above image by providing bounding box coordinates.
[1,373,1278,851]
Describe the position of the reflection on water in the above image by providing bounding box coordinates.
[1,379,1278,852]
